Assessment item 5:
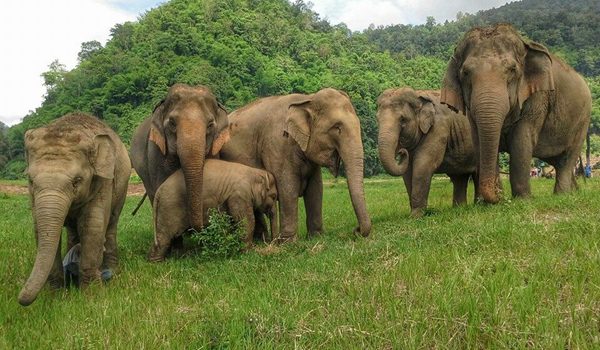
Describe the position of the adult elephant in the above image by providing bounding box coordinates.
[130,84,229,230]
[220,88,371,242]
[441,23,592,203]
[377,88,477,217]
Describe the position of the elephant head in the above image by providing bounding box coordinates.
[149,84,229,231]
[284,88,371,237]
[19,117,116,306]
[252,171,279,241]
[441,24,555,203]
[377,88,436,176]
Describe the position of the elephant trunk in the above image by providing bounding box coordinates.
[378,119,408,176]
[19,190,70,306]
[340,137,371,237]
[178,122,206,231]
[470,85,510,204]
[268,205,278,243]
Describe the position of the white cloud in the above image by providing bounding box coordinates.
[0,0,136,126]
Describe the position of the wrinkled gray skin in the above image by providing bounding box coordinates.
[377,88,478,217]
[148,159,278,262]
[441,24,592,203]
[130,84,230,232]
[220,88,371,242]
[19,113,131,306]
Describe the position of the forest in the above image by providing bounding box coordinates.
[1,0,599,178]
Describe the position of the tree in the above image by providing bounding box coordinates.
[78,40,103,62]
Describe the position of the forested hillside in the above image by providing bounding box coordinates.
[2,0,599,178]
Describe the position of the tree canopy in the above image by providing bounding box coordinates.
[2,0,598,178]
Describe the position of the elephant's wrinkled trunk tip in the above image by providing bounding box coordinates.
[480,176,500,204]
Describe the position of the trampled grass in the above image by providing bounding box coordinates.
[1,176,600,348]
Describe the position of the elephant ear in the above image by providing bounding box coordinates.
[210,103,231,156]
[417,95,436,134]
[252,174,269,206]
[284,99,312,152]
[92,134,116,179]
[518,40,555,108]
[441,53,466,115]
[148,100,167,155]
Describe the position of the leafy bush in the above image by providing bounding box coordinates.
[191,209,245,260]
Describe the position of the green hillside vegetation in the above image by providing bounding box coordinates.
[1,0,599,178]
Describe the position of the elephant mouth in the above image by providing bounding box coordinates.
[327,151,341,177]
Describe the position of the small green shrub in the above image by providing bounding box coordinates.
[191,209,245,260]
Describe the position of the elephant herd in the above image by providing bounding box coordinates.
[17,24,591,306]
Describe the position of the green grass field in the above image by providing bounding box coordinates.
[1,176,600,348]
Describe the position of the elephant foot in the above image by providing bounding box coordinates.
[79,269,102,287]
[410,208,425,218]
[273,235,297,245]
[48,276,65,290]
[148,245,168,262]
[307,230,323,239]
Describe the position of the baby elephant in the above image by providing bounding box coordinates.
[377,88,478,217]
[19,113,131,306]
[148,159,278,262]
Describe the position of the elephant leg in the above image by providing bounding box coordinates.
[47,233,65,289]
[79,229,105,287]
[277,193,299,243]
[402,171,413,212]
[553,154,579,194]
[304,168,323,237]
[508,126,534,198]
[149,207,188,263]
[102,212,119,270]
[227,198,255,246]
[450,174,469,206]
[410,150,442,217]
[409,165,435,218]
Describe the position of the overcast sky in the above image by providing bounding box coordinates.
[0,0,512,126]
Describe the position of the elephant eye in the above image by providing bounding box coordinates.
[167,118,177,131]
[72,176,83,187]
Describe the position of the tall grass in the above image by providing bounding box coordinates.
[1,177,599,348]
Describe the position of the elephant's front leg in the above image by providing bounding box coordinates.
[78,189,112,286]
[410,152,441,217]
[226,198,255,246]
[275,174,300,243]
[508,124,535,198]
[304,167,323,237]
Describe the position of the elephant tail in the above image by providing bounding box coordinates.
[131,192,147,216]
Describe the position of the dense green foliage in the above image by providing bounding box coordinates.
[1,0,599,177]
[2,177,600,347]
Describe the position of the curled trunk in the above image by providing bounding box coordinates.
[340,138,371,237]
[178,122,206,231]
[19,191,70,306]
[378,121,408,176]
[268,206,278,242]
